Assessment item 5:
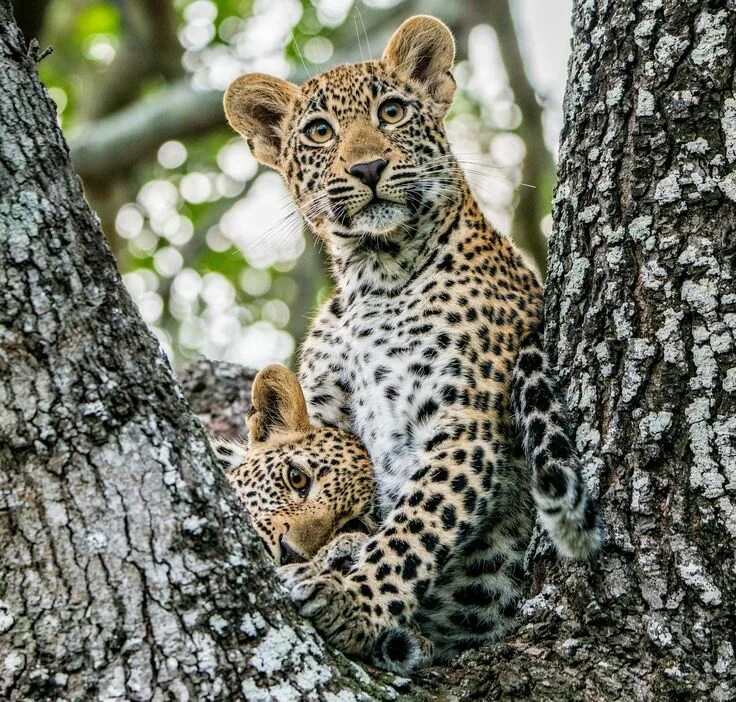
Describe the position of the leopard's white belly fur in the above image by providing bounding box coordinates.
[333,286,459,516]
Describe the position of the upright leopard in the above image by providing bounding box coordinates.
[224,15,602,670]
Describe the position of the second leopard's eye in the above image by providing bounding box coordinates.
[286,464,312,496]
[378,99,406,124]
[304,118,334,144]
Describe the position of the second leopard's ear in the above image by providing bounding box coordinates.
[382,15,456,113]
[224,73,299,170]
[247,365,311,444]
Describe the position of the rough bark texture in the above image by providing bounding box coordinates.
[2,1,736,701]
[0,7,401,700]
[544,0,735,697]
[178,358,255,442]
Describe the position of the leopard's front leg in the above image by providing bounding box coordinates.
[280,438,505,670]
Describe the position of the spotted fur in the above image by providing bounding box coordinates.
[211,365,378,565]
[224,15,601,670]
[211,367,434,671]
[511,326,603,558]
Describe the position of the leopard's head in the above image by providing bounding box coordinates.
[212,365,376,565]
[224,15,457,249]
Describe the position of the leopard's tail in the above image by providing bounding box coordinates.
[371,626,432,674]
[510,327,602,558]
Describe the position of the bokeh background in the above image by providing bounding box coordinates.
[16,0,572,369]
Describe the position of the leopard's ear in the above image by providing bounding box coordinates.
[382,15,456,112]
[247,365,311,443]
[224,73,299,170]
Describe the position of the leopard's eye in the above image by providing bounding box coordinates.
[304,118,334,144]
[378,99,406,125]
[286,465,311,496]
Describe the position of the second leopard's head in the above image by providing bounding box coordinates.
[224,15,457,242]
[211,365,376,566]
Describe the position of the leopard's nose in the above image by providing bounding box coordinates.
[348,159,387,190]
[279,536,307,565]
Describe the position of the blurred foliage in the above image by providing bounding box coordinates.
[28,0,559,369]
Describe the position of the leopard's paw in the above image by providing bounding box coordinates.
[277,559,318,595]
[314,531,368,573]
[278,565,387,657]
[278,562,345,620]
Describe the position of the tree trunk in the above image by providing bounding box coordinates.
[2,1,735,701]
[543,0,735,697]
[0,7,399,700]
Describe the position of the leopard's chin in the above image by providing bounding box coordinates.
[351,200,410,235]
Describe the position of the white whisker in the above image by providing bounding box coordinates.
[354,14,365,62]
[291,35,312,81]
[356,5,372,58]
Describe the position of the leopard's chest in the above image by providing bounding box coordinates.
[334,294,460,511]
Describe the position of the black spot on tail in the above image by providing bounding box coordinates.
[548,431,573,460]
[538,464,568,498]
[524,380,553,413]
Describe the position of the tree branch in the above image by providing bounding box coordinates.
[70,81,223,181]
[483,0,554,277]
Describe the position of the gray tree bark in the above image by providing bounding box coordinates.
[542,0,735,697]
[2,1,735,701]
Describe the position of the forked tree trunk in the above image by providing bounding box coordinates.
[1,1,734,701]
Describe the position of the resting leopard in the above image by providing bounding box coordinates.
[223,14,602,670]
[213,364,435,669]
[212,364,378,566]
